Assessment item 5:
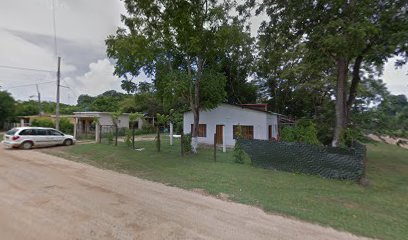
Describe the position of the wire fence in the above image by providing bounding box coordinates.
[237,139,366,181]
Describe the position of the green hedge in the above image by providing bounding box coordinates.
[237,139,366,181]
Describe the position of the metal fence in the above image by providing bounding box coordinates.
[99,125,128,144]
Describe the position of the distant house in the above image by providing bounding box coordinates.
[73,112,143,141]
[183,103,280,148]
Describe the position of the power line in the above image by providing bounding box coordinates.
[0,65,55,73]
[62,79,79,97]
[5,81,55,90]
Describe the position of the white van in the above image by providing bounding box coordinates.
[2,127,76,149]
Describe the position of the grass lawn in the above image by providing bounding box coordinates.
[44,138,408,240]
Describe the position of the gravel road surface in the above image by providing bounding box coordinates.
[0,146,372,240]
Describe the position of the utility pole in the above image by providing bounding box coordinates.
[55,56,61,130]
[36,84,42,115]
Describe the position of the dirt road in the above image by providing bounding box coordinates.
[0,147,371,240]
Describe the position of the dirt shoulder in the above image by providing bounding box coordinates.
[0,147,372,240]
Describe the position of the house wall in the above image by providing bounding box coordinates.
[267,114,279,139]
[183,104,278,146]
[98,113,129,128]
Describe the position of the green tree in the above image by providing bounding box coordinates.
[85,90,127,112]
[253,0,408,146]
[107,0,250,152]
[0,91,15,128]
[121,80,137,94]
[77,94,95,110]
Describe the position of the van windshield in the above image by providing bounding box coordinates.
[6,129,18,135]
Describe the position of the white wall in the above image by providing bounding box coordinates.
[267,114,279,139]
[98,113,129,128]
[74,112,130,129]
[183,104,278,146]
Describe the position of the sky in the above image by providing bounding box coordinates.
[0,0,407,105]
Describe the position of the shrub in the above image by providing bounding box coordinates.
[125,129,132,147]
[339,127,363,147]
[59,118,74,134]
[31,118,54,128]
[130,121,156,135]
[107,132,114,144]
[281,119,321,145]
[182,133,192,153]
[135,127,156,135]
[233,141,245,164]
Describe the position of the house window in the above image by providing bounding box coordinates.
[191,124,207,137]
[233,125,254,140]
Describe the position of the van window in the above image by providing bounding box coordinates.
[48,130,64,136]
[6,129,18,135]
[19,129,35,135]
[34,129,47,136]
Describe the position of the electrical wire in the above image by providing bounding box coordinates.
[5,81,55,90]
[62,79,79,97]
[0,65,55,73]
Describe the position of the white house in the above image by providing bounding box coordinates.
[73,112,143,141]
[183,104,280,148]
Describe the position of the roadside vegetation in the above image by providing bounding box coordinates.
[44,139,408,240]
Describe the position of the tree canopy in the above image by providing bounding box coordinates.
[106,0,256,152]
[0,91,15,127]
[251,0,408,145]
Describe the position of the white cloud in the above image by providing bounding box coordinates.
[73,58,122,97]
[383,59,408,96]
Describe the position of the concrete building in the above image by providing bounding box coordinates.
[183,104,280,149]
[73,112,143,141]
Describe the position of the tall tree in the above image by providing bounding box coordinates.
[254,0,408,146]
[107,0,248,152]
[0,91,15,129]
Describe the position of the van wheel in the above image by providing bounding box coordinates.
[63,139,73,146]
[21,141,33,150]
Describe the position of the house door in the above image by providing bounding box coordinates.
[216,125,224,144]
[268,125,272,140]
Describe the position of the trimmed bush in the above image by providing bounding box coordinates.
[182,133,192,153]
[233,141,245,164]
[281,119,321,145]
[59,118,74,134]
[31,118,54,128]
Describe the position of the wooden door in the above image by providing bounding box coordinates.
[216,125,223,144]
[268,125,272,140]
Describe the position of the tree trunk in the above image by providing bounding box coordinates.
[346,55,363,125]
[191,106,200,153]
[191,57,203,154]
[332,57,349,147]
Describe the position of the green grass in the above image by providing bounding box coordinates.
[45,139,408,240]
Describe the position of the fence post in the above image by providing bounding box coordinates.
[156,126,160,152]
[99,125,102,143]
[115,125,118,146]
[169,122,173,146]
[213,133,217,162]
[181,132,184,157]
[132,123,135,149]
